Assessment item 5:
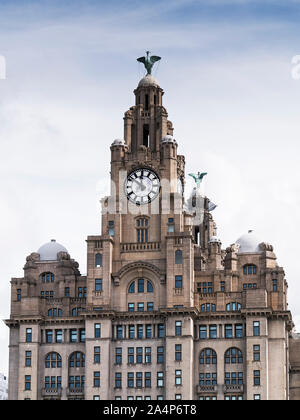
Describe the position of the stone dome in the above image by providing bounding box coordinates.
[111,139,125,146]
[209,236,221,243]
[236,231,262,254]
[161,135,177,144]
[138,74,160,88]
[37,239,68,261]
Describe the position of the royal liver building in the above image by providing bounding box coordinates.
[5,55,300,400]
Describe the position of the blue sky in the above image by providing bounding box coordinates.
[0,0,300,376]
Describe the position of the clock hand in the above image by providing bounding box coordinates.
[134,178,146,191]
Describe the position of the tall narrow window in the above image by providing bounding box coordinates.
[175,275,183,289]
[175,321,182,336]
[25,351,32,367]
[94,323,101,338]
[95,253,103,268]
[95,279,103,292]
[17,289,21,301]
[143,124,150,147]
[253,321,260,337]
[175,250,183,264]
[145,94,149,110]
[26,328,32,343]
[137,218,149,243]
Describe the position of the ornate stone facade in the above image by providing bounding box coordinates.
[5,70,300,400]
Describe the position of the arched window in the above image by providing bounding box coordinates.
[175,250,183,265]
[48,308,62,317]
[45,352,62,368]
[128,282,135,293]
[136,218,149,243]
[225,348,243,364]
[200,304,216,313]
[200,348,217,365]
[128,279,154,294]
[69,352,85,368]
[147,280,153,293]
[95,253,103,268]
[42,272,54,283]
[72,307,85,316]
[243,264,257,275]
[226,302,241,312]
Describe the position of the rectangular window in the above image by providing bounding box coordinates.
[55,329,63,343]
[175,370,182,386]
[136,347,143,364]
[253,345,260,361]
[78,287,83,297]
[235,324,243,338]
[145,347,151,364]
[95,279,103,292]
[157,372,164,388]
[17,289,21,301]
[117,325,123,339]
[145,372,151,388]
[137,325,143,339]
[46,330,53,343]
[209,325,217,339]
[127,372,134,388]
[25,375,31,391]
[115,348,122,365]
[147,302,154,311]
[138,302,144,312]
[136,372,143,388]
[199,325,207,339]
[115,373,122,389]
[157,346,164,364]
[93,371,100,387]
[175,344,182,361]
[70,329,78,343]
[25,351,32,367]
[146,325,152,339]
[94,346,101,364]
[253,321,260,337]
[128,347,134,364]
[158,324,165,338]
[225,324,233,339]
[129,325,135,339]
[64,287,70,297]
[175,276,183,289]
[254,370,260,386]
[94,323,101,338]
[254,394,261,400]
[128,303,135,312]
[175,321,182,336]
[272,279,278,292]
[79,329,85,343]
[26,328,32,343]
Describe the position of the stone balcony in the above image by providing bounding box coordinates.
[67,387,85,397]
[121,242,161,252]
[42,387,62,398]
[196,385,218,394]
[223,384,244,394]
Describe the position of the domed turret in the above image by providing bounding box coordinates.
[37,239,68,261]
[236,231,263,253]
[138,74,160,88]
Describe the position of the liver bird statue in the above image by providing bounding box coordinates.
[188,172,208,189]
[137,51,161,75]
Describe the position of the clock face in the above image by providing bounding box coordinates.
[125,168,160,205]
